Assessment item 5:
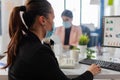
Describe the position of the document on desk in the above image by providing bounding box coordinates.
[0,62,5,67]
[0,56,8,76]
[0,55,7,68]
[59,58,76,69]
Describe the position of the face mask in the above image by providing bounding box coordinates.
[63,21,72,28]
[45,24,55,38]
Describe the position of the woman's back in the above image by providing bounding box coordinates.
[9,32,61,80]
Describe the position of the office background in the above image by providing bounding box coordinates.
[0,0,120,54]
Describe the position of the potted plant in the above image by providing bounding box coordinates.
[78,34,90,59]
[70,46,80,62]
[71,46,80,50]
[79,34,89,45]
[86,48,95,59]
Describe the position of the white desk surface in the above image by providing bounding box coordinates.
[0,55,8,80]
[61,64,120,79]
[1,47,120,80]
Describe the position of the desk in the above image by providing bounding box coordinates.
[61,47,120,79]
[1,64,120,80]
[0,71,8,80]
[62,64,120,79]
[0,48,120,80]
[0,55,8,80]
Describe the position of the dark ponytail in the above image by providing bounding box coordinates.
[3,6,27,68]
[4,0,52,68]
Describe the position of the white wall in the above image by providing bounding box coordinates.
[1,0,24,54]
[114,0,120,15]
[104,0,120,16]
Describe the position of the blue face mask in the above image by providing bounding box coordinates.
[63,21,71,28]
[45,24,55,38]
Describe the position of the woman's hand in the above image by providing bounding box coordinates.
[87,64,101,76]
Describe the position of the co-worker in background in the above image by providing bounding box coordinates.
[55,10,82,49]
[3,0,101,80]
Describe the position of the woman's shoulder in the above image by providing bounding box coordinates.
[72,25,81,30]
[72,25,80,28]
[18,37,54,63]
[55,26,64,33]
[56,26,64,30]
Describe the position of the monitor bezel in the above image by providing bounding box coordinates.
[102,15,120,48]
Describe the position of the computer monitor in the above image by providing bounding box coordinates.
[102,16,120,48]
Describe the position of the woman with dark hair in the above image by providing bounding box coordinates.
[55,9,82,50]
[4,0,101,80]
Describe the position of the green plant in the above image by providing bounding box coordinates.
[86,48,95,59]
[71,46,80,50]
[79,34,89,45]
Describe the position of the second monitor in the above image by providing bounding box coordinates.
[102,16,120,48]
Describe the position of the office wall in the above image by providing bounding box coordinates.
[104,0,120,16]
[1,0,24,54]
[114,0,120,15]
[0,1,1,35]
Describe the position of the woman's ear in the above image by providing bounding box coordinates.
[38,16,46,26]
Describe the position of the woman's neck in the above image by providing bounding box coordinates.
[29,26,45,41]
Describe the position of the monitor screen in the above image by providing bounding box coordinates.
[102,16,120,48]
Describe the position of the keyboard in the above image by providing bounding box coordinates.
[79,58,120,72]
